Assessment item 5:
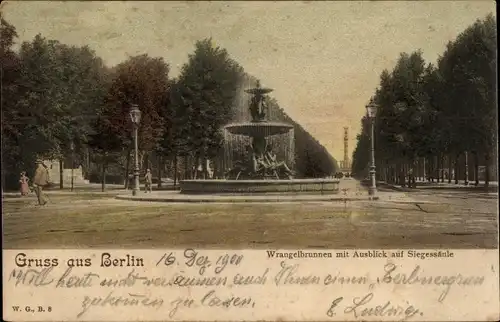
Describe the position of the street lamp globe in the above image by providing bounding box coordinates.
[366,100,378,119]
[129,104,141,125]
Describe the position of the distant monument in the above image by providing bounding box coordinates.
[339,127,351,173]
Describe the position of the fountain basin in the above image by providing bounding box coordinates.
[180,179,340,195]
[224,122,293,137]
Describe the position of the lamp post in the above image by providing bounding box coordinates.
[70,141,75,192]
[129,104,141,196]
[366,100,378,197]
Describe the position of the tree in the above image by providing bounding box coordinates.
[352,14,497,187]
[1,15,22,189]
[360,51,431,186]
[1,26,110,190]
[172,38,243,177]
[437,14,497,185]
[351,117,370,178]
[87,114,123,191]
[99,54,170,184]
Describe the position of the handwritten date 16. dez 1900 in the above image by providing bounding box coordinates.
[156,249,243,275]
[326,293,422,320]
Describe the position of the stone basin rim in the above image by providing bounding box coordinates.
[224,122,294,136]
[180,179,341,195]
[181,179,340,184]
[224,121,294,128]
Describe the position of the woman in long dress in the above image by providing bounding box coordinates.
[19,171,30,196]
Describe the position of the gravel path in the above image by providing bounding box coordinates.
[3,180,497,249]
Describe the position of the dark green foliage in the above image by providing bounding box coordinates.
[1,19,110,189]
[351,15,497,183]
[170,39,243,160]
[2,21,339,187]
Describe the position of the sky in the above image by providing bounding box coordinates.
[2,1,495,161]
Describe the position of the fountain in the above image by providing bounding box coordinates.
[224,81,294,180]
[180,81,340,195]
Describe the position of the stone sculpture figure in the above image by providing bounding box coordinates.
[263,145,293,179]
[226,145,255,180]
[249,94,268,122]
[246,80,272,122]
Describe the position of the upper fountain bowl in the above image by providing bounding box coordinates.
[224,122,294,137]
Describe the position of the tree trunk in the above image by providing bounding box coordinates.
[124,148,131,189]
[201,146,207,179]
[440,154,445,182]
[474,152,479,186]
[194,154,200,179]
[485,152,490,187]
[139,151,145,172]
[464,151,469,185]
[423,157,427,181]
[428,156,433,182]
[59,159,64,189]
[86,148,91,179]
[403,162,408,187]
[436,154,440,182]
[454,153,460,184]
[81,148,87,179]
[415,158,420,181]
[173,154,178,188]
[213,157,219,179]
[184,155,189,179]
[101,161,106,192]
[203,158,208,179]
[448,154,452,184]
[436,154,440,183]
[400,163,404,186]
[435,155,439,183]
[422,157,425,181]
[157,155,162,188]
[399,162,406,187]
[428,157,432,182]
[409,161,413,187]
[144,153,150,172]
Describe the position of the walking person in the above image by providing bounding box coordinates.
[19,171,30,196]
[144,169,153,193]
[33,160,49,205]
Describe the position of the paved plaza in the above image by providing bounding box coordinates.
[2,179,498,249]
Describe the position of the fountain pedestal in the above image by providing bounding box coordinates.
[180,179,340,194]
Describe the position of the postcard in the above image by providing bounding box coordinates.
[2,1,498,321]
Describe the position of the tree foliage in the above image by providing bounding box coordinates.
[99,54,170,154]
[2,21,110,188]
[170,39,243,162]
[352,15,497,185]
[1,19,348,189]
[1,15,22,188]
